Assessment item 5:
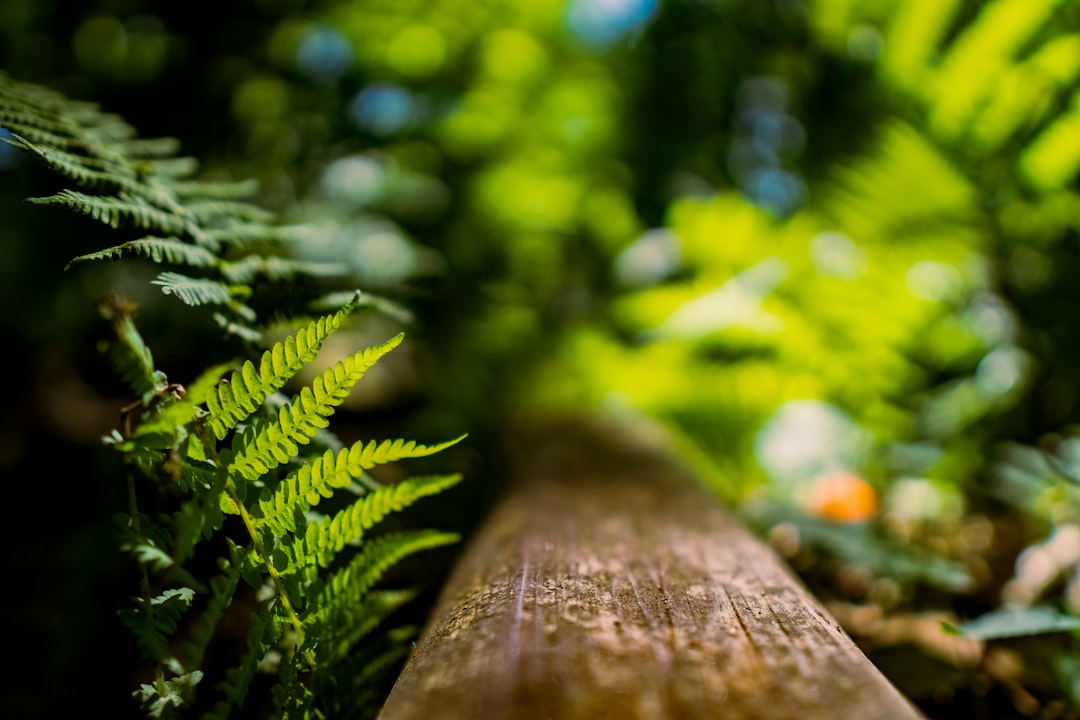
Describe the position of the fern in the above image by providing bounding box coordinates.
[280,473,464,577]
[0,70,406,341]
[1,72,466,719]
[66,237,217,270]
[257,436,466,534]
[109,283,462,720]
[203,303,362,441]
[151,271,242,308]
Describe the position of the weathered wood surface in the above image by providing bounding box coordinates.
[379,417,925,720]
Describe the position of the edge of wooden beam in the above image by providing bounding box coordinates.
[379,415,926,720]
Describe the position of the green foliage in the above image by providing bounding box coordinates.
[1,71,464,719]
[0,69,408,340]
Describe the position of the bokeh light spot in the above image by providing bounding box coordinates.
[755,400,870,488]
[905,260,961,302]
[745,167,805,218]
[351,228,417,285]
[386,24,446,78]
[974,345,1030,399]
[811,231,868,280]
[481,29,549,83]
[321,154,385,207]
[349,84,416,136]
[847,25,883,63]
[614,228,681,288]
[296,25,354,82]
[73,16,127,73]
[231,76,290,125]
[566,0,660,49]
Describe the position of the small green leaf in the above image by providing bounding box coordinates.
[949,605,1080,640]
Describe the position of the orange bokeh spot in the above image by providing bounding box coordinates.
[806,470,879,522]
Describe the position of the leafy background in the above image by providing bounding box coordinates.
[5,0,1080,718]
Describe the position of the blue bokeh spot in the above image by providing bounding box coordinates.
[349,84,416,137]
[296,26,354,82]
[566,0,660,49]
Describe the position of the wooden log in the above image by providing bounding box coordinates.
[379,416,925,720]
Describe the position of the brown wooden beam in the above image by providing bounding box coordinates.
[379,416,925,720]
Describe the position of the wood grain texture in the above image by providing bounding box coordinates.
[379,416,925,720]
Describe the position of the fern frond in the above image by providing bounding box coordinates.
[1019,103,1080,190]
[228,334,405,482]
[121,136,183,158]
[98,298,168,401]
[314,289,415,324]
[12,135,145,192]
[185,199,275,225]
[133,668,203,719]
[29,189,190,234]
[320,624,414,720]
[257,435,466,535]
[318,593,418,689]
[143,156,199,178]
[307,531,459,654]
[354,436,468,472]
[204,301,368,440]
[222,255,346,284]
[166,178,259,200]
[284,473,462,574]
[927,0,1064,140]
[118,587,195,663]
[67,236,217,270]
[151,271,238,307]
[0,121,79,149]
[204,223,308,248]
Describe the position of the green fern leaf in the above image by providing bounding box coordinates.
[152,271,238,307]
[99,299,168,401]
[67,236,217,270]
[356,435,467,470]
[1019,106,1080,190]
[0,121,78,149]
[319,623,414,719]
[185,199,275,225]
[143,156,199,178]
[204,302,367,440]
[119,587,195,663]
[133,669,203,719]
[12,134,150,193]
[29,189,189,234]
[257,434,465,535]
[121,136,183,158]
[284,473,462,575]
[222,255,345,284]
[228,334,404,481]
[203,222,308,248]
[306,531,459,654]
[313,289,415,324]
[167,178,259,200]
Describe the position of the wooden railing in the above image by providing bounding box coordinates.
[379,416,925,720]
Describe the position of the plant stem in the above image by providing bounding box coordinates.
[226,481,318,669]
